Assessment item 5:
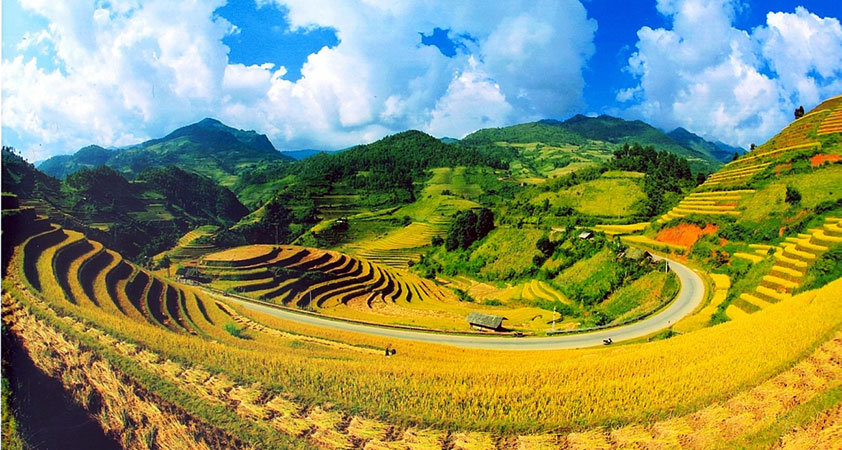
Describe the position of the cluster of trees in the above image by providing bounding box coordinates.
[460,122,585,147]
[442,208,495,251]
[612,143,695,216]
[299,131,506,199]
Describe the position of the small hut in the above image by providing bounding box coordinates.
[578,231,594,240]
[466,312,506,331]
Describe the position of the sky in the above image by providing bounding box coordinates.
[2,0,842,162]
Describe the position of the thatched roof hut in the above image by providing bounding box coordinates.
[466,312,506,331]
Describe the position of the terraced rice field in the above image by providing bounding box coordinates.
[8,229,842,446]
[818,106,842,136]
[731,217,842,317]
[701,162,771,188]
[198,244,553,331]
[530,175,646,217]
[727,95,842,170]
[593,222,650,236]
[312,194,367,220]
[341,167,480,268]
[658,190,755,223]
[154,225,219,263]
[673,274,730,333]
[348,222,446,268]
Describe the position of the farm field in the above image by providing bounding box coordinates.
[197,243,567,332]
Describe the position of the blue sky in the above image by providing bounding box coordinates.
[2,0,842,161]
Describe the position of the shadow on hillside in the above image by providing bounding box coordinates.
[2,328,121,450]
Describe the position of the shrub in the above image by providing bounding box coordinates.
[785,185,802,205]
[223,322,245,338]
[797,246,842,292]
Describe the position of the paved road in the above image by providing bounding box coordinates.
[217,255,705,350]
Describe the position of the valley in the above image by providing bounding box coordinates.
[3,94,842,449]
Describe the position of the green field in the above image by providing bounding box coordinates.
[530,175,646,217]
[470,227,544,278]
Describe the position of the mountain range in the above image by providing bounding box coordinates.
[38,118,293,186]
[38,115,739,187]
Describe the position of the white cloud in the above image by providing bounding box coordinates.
[620,1,842,148]
[2,0,597,161]
[425,57,513,138]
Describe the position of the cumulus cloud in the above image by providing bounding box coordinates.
[2,0,597,161]
[619,1,842,148]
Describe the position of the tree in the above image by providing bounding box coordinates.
[444,208,495,251]
[475,208,494,238]
[160,254,171,277]
[258,197,293,244]
[785,185,802,205]
[536,235,555,258]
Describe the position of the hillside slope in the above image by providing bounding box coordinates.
[4,148,247,260]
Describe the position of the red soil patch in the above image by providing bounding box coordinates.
[656,224,718,248]
[811,153,841,167]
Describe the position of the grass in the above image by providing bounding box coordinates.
[600,271,678,323]
[530,177,646,217]
[738,164,842,225]
[1,373,24,450]
[470,227,543,279]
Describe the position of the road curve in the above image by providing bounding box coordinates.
[216,255,705,350]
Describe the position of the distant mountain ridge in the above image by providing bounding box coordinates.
[282,149,344,160]
[666,127,745,162]
[463,114,738,172]
[39,118,293,186]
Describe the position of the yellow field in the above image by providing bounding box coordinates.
[201,244,277,264]
[594,222,650,236]
[673,273,730,332]
[10,218,842,436]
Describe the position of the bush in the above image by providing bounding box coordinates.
[785,185,802,205]
[444,208,494,251]
[453,288,475,303]
[223,322,245,338]
[797,246,842,292]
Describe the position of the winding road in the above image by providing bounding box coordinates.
[215,255,706,350]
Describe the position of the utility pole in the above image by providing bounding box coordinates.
[552,306,557,332]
